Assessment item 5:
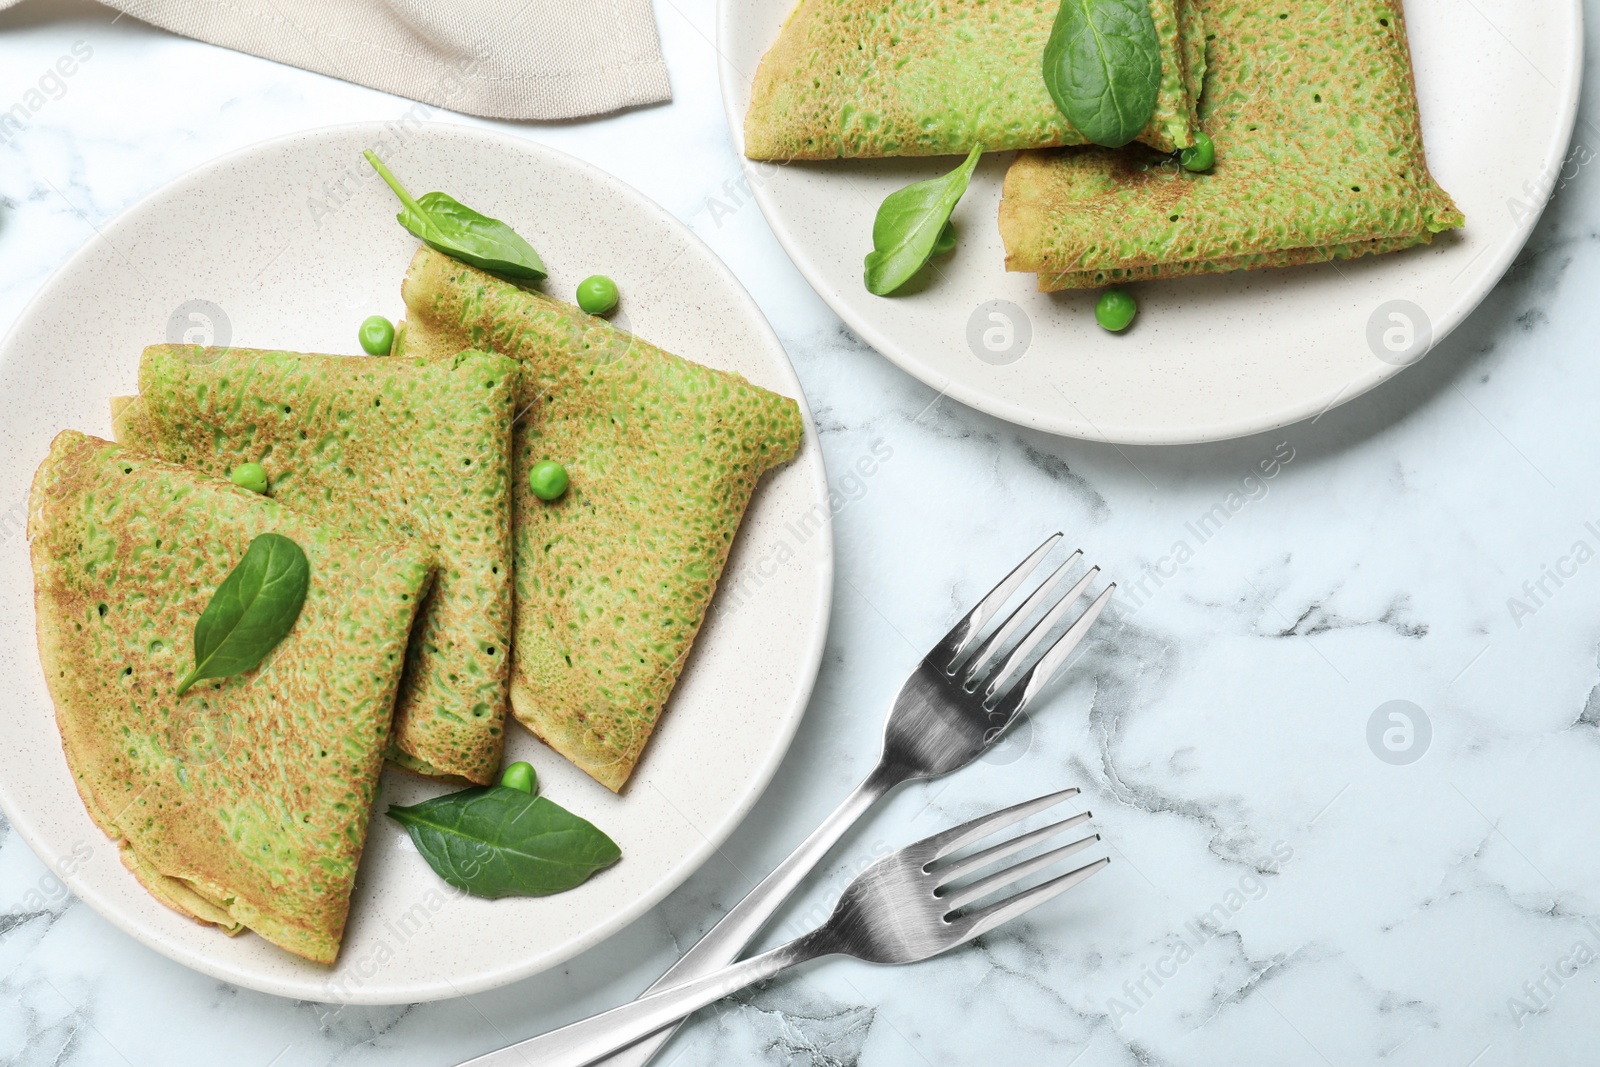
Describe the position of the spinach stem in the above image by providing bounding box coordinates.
[363,150,427,218]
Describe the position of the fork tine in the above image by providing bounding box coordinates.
[919,787,1079,862]
[940,833,1101,912]
[977,566,1099,697]
[961,857,1111,940]
[961,551,1082,684]
[992,583,1116,715]
[925,533,1063,672]
[934,811,1093,884]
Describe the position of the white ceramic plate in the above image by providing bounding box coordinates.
[0,123,832,1003]
[718,0,1582,444]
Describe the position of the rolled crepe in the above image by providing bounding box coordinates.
[29,431,434,963]
[116,347,519,785]
[1000,0,1463,289]
[399,248,804,792]
[744,0,1207,159]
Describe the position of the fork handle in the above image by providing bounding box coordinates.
[460,935,828,1067]
[465,758,902,1067]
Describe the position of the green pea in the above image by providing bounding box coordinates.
[1095,289,1137,333]
[576,275,619,315]
[359,315,395,355]
[230,462,269,494]
[1180,131,1215,173]
[500,761,537,795]
[529,460,569,501]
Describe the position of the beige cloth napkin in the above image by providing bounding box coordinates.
[13,0,672,120]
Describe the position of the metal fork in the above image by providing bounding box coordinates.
[464,788,1107,1067]
[465,534,1114,1067]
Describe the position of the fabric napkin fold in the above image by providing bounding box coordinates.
[3,0,672,120]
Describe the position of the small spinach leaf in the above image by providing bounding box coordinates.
[176,532,309,695]
[364,151,547,282]
[863,145,983,296]
[388,785,621,899]
[1043,0,1162,148]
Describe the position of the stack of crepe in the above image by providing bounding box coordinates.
[746,0,1462,285]
[30,255,802,962]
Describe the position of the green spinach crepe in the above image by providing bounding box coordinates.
[744,0,1207,159]
[398,247,804,791]
[999,0,1463,288]
[115,346,519,785]
[29,431,433,963]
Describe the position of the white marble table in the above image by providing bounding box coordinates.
[3,1,1599,1064]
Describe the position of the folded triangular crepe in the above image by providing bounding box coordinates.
[398,248,805,791]
[29,431,434,963]
[744,0,1207,159]
[999,0,1463,288]
[115,346,519,784]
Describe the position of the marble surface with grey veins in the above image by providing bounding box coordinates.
[2,0,1600,1064]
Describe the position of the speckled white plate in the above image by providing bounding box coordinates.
[718,0,1582,444]
[0,123,832,1004]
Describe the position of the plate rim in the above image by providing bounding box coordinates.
[714,0,1585,445]
[0,120,835,1004]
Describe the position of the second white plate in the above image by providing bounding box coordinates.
[717,0,1581,444]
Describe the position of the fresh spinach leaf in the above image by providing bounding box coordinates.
[863,145,983,296]
[1042,0,1162,148]
[175,532,309,695]
[388,785,621,899]
[364,151,547,282]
